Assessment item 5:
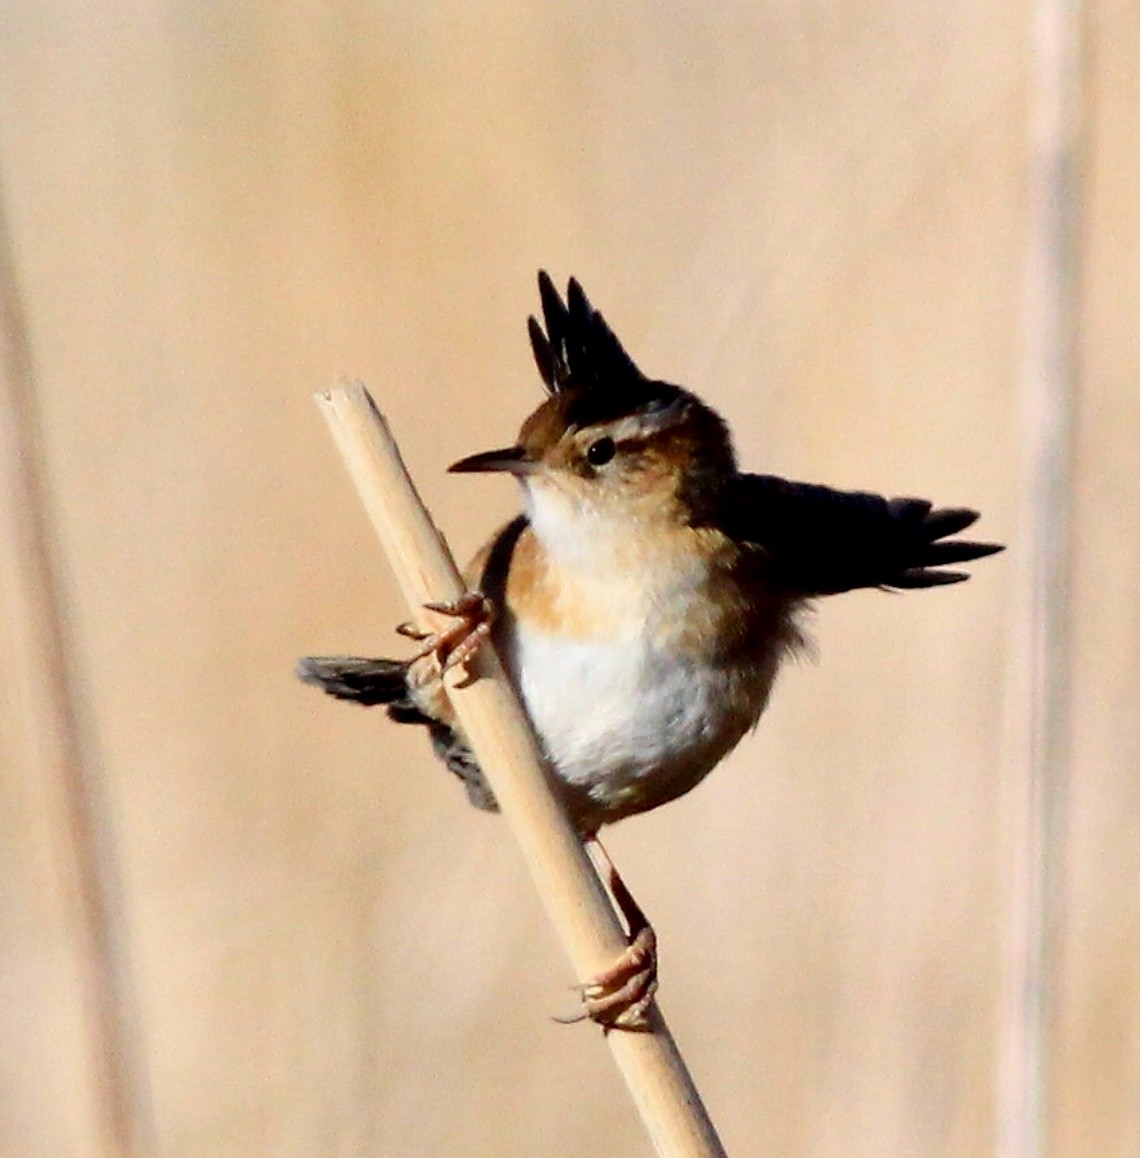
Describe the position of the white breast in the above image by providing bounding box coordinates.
[507,616,777,824]
[501,480,787,825]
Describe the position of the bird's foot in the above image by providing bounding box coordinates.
[399,591,493,686]
[557,925,658,1032]
[556,840,659,1032]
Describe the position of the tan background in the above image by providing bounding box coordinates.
[0,2,1135,1155]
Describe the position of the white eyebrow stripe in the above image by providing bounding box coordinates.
[606,401,689,443]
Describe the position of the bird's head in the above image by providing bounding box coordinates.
[449,272,736,536]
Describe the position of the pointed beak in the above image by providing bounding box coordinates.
[447,445,538,475]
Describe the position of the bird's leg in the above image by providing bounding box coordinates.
[558,838,659,1032]
[400,591,493,685]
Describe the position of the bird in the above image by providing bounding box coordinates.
[299,270,1003,1029]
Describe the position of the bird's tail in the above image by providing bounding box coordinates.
[297,656,421,714]
[297,654,498,812]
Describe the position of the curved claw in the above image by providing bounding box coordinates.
[407,591,494,684]
[555,925,658,1032]
[554,838,659,1032]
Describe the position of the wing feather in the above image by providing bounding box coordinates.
[719,474,1003,595]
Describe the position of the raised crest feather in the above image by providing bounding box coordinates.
[527,271,645,396]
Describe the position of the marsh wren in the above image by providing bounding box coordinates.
[300,271,1002,1028]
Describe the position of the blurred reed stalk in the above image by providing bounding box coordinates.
[316,382,727,1158]
[999,0,1085,1155]
[0,179,153,1153]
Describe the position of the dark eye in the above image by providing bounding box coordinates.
[586,437,616,467]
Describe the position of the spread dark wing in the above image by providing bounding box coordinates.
[527,270,644,395]
[719,473,1004,596]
